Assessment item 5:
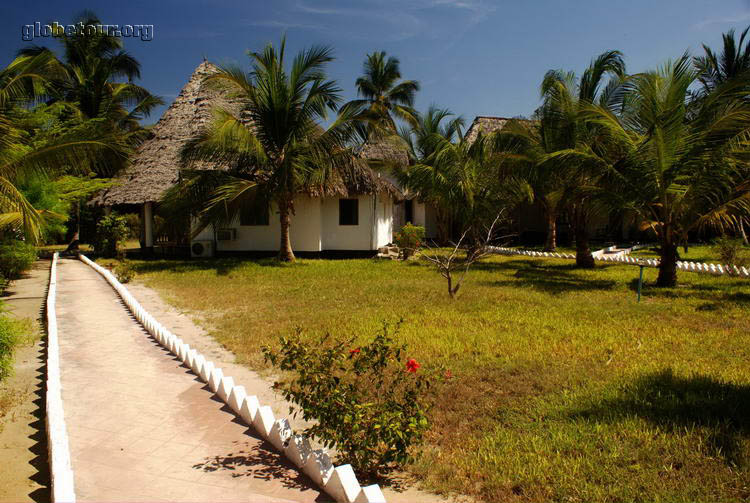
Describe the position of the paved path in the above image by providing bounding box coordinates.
[56,257,328,502]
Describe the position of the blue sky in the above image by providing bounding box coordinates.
[4,1,750,125]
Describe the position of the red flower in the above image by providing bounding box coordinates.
[349,348,361,355]
[444,370,453,379]
[406,358,420,373]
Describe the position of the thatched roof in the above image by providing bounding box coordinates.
[358,138,410,167]
[96,61,400,206]
[94,61,235,205]
[464,116,512,144]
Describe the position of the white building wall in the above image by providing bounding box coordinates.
[193,194,390,252]
[376,195,393,248]
[321,195,377,250]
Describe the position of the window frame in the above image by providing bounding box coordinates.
[239,202,270,226]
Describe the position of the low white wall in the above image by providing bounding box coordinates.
[78,254,385,503]
[46,253,76,502]
[488,246,750,278]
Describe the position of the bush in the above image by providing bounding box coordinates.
[113,260,135,283]
[93,213,129,258]
[394,223,426,260]
[713,236,749,267]
[0,314,24,382]
[263,322,438,475]
[124,213,141,241]
[0,241,37,280]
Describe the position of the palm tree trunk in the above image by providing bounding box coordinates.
[543,207,557,252]
[278,198,295,262]
[574,209,595,268]
[657,230,678,287]
[739,219,749,246]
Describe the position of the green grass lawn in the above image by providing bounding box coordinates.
[116,253,750,502]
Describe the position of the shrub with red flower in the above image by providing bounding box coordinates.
[406,358,420,373]
[262,321,437,475]
[393,223,426,260]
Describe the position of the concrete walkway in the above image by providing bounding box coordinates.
[56,257,328,502]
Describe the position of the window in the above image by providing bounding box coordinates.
[240,202,270,226]
[404,199,414,224]
[339,198,359,225]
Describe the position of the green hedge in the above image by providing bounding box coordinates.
[0,314,24,382]
[0,241,37,281]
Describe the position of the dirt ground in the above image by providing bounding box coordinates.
[0,260,51,503]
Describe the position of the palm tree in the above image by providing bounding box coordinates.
[170,39,367,262]
[583,54,750,287]
[489,51,625,260]
[349,52,420,133]
[397,106,464,240]
[18,12,161,155]
[0,52,128,241]
[695,25,750,96]
[695,25,750,244]
[397,110,526,244]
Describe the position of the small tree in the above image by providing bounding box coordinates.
[421,213,504,298]
[93,212,128,258]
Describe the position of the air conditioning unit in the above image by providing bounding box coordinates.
[190,240,214,258]
[216,228,237,241]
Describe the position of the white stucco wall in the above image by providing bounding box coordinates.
[321,195,375,250]
[376,196,393,248]
[193,194,392,252]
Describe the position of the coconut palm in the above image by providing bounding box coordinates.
[18,12,161,153]
[396,106,465,241]
[583,54,750,286]
[350,51,420,133]
[0,52,128,242]
[397,110,527,244]
[169,39,369,262]
[695,25,750,243]
[695,25,750,96]
[489,51,625,260]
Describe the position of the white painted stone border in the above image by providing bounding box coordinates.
[46,253,76,502]
[78,254,384,503]
[488,246,750,278]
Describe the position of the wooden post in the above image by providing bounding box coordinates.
[143,201,154,255]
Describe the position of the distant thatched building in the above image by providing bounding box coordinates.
[464,116,512,144]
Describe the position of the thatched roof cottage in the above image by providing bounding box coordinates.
[97,61,403,256]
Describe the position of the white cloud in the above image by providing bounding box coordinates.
[694,11,750,29]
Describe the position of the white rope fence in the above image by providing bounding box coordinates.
[46,253,76,502]
[78,254,384,503]
[488,246,750,278]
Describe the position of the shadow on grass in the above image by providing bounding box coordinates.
[570,369,750,467]
[130,257,306,276]
[478,261,617,294]
[626,278,750,309]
